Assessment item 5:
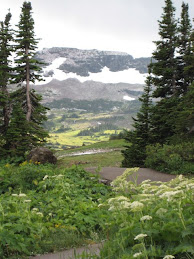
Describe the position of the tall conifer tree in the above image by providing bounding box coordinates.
[13,1,43,121]
[177,2,192,94]
[151,0,177,98]
[122,66,153,167]
[0,12,13,135]
[4,1,48,158]
[149,0,179,143]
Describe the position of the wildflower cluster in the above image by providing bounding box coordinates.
[99,173,194,258]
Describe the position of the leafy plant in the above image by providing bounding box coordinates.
[145,142,194,174]
[98,169,194,258]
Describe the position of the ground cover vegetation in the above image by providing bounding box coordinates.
[97,169,194,259]
[0,2,48,161]
[1,164,193,258]
[55,139,125,168]
[0,162,113,258]
[122,0,194,175]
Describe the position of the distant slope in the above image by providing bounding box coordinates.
[33,78,143,103]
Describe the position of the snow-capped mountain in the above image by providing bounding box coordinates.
[34,47,150,102]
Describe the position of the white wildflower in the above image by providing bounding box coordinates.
[160,190,184,201]
[108,198,116,204]
[140,198,152,203]
[140,215,152,221]
[163,255,175,259]
[98,204,104,208]
[133,252,142,258]
[32,208,39,211]
[120,201,131,209]
[36,212,43,217]
[134,233,147,240]
[56,174,63,178]
[130,201,144,212]
[178,175,183,181]
[18,193,26,197]
[116,196,129,201]
[186,183,194,190]
[12,194,18,197]
[141,184,151,188]
[43,175,48,180]
[156,208,167,217]
[108,206,115,211]
[24,200,31,203]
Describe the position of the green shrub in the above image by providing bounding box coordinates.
[0,164,112,258]
[145,142,194,174]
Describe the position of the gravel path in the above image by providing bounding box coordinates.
[31,167,176,259]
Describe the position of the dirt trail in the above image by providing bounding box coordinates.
[31,167,176,259]
[87,167,176,184]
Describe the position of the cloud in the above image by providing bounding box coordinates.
[0,0,194,58]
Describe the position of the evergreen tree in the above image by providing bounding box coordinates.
[149,0,181,143]
[122,66,153,167]
[151,0,177,98]
[13,1,43,121]
[1,2,49,159]
[184,23,194,85]
[175,82,194,137]
[0,12,13,135]
[177,2,192,94]
[5,103,31,158]
[4,85,49,158]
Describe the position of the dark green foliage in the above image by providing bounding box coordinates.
[122,0,194,173]
[174,82,194,136]
[109,129,128,140]
[0,163,112,257]
[122,66,153,167]
[0,2,48,159]
[13,1,43,85]
[150,97,179,143]
[177,2,193,93]
[0,12,13,136]
[5,103,31,158]
[151,0,177,98]
[145,142,194,174]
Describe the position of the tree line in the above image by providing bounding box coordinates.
[0,2,48,160]
[122,0,194,168]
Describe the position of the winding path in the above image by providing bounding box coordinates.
[31,167,176,259]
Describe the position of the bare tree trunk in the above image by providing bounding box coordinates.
[26,47,32,121]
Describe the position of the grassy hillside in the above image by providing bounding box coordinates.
[44,99,140,149]
[56,139,126,168]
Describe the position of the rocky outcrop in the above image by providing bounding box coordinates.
[27,147,57,164]
[36,47,151,76]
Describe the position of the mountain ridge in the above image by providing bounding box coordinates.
[36,47,150,77]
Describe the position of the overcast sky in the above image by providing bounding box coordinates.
[1,0,194,58]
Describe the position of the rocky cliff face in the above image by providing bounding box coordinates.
[36,47,150,77]
[33,47,150,103]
